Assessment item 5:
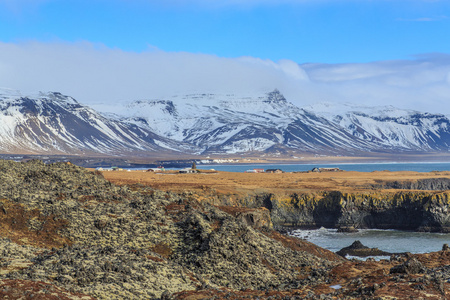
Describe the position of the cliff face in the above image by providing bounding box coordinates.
[373,178,450,191]
[189,186,450,232]
[242,191,450,232]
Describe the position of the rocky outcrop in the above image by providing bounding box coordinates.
[0,160,342,299]
[168,187,450,232]
[336,240,391,257]
[390,257,426,274]
[374,178,450,190]
[216,206,273,229]
[254,191,450,232]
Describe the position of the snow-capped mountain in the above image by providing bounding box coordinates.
[1,87,450,157]
[0,89,191,155]
[122,90,302,154]
[119,90,450,155]
[306,102,450,152]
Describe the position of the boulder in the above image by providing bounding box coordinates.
[390,257,426,274]
[337,226,359,233]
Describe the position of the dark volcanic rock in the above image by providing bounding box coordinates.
[336,240,391,257]
[337,226,359,233]
[267,190,450,232]
[390,257,427,274]
[374,178,450,191]
[0,159,339,299]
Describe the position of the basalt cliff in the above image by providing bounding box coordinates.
[192,184,450,232]
[264,189,450,232]
[121,171,450,233]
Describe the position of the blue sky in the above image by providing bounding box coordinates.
[1,0,449,63]
[1,0,450,113]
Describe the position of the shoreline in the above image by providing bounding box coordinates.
[288,227,450,255]
[5,152,450,168]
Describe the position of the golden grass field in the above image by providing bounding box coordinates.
[100,169,450,195]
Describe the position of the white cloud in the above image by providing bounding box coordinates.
[0,41,309,104]
[0,41,450,115]
[301,55,450,112]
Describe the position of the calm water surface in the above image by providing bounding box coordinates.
[197,162,450,173]
[290,228,450,254]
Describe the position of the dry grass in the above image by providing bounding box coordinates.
[100,169,450,195]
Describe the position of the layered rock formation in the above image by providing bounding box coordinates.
[268,190,450,232]
[210,189,450,232]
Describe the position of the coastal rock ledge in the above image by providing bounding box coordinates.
[253,190,450,232]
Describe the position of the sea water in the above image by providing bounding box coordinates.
[290,228,450,254]
[196,162,450,173]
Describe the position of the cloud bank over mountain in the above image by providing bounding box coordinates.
[0,41,449,114]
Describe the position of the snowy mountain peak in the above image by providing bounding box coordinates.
[0,89,79,105]
[264,89,286,103]
[37,92,79,105]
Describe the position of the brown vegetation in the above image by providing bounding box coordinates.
[101,169,450,195]
[0,279,95,300]
[0,199,71,249]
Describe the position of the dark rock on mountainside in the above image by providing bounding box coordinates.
[0,159,342,299]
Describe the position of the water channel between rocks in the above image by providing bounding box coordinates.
[290,228,450,255]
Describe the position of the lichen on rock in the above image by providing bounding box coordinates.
[0,160,340,299]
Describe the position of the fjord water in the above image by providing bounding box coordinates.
[197,162,450,172]
[290,228,450,254]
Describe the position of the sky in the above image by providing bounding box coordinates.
[0,0,450,113]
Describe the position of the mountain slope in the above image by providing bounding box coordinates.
[1,88,450,157]
[306,102,450,152]
[0,89,191,155]
[121,90,450,155]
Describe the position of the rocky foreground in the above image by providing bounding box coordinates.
[0,160,449,299]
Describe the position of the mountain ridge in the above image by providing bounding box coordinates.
[0,90,195,155]
[1,88,450,158]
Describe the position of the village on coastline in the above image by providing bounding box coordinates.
[94,164,342,174]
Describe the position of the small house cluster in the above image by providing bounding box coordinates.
[245,168,265,173]
[245,168,283,173]
[146,167,165,173]
[95,166,125,171]
[311,167,341,172]
[265,169,283,173]
[179,168,197,174]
